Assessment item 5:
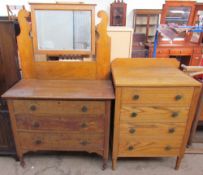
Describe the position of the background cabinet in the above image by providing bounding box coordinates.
[133,9,161,43]
[0,20,20,155]
[132,9,161,57]
[107,27,133,61]
[110,0,127,26]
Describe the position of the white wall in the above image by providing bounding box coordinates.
[1,0,203,27]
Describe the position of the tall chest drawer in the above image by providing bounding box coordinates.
[118,137,182,157]
[120,106,189,122]
[121,87,194,106]
[12,100,105,115]
[120,122,186,137]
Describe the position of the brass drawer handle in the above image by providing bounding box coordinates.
[128,146,134,151]
[175,95,182,101]
[131,112,137,118]
[171,112,179,118]
[129,128,136,134]
[32,121,40,128]
[133,95,139,100]
[165,145,172,151]
[81,122,88,128]
[168,128,175,134]
[34,139,42,145]
[80,140,89,146]
[81,106,88,112]
[30,105,37,111]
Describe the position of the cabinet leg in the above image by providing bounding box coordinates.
[112,158,117,170]
[175,156,182,170]
[20,156,25,168]
[14,155,20,161]
[102,159,107,170]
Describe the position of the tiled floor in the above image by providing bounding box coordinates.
[1,152,203,175]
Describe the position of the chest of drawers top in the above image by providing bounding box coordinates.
[2,79,115,100]
[112,58,200,87]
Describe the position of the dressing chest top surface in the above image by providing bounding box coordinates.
[2,79,114,100]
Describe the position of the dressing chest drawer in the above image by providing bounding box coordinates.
[112,59,201,170]
[13,100,105,115]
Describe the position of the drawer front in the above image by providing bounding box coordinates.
[13,100,105,115]
[170,48,193,55]
[120,122,185,137]
[156,48,169,55]
[118,137,181,157]
[120,106,189,122]
[18,132,103,151]
[156,54,170,58]
[121,87,194,106]
[15,114,104,133]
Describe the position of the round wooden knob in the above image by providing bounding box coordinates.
[129,128,136,134]
[81,122,88,128]
[128,146,134,151]
[168,128,175,134]
[35,140,42,145]
[80,140,88,146]
[175,95,182,101]
[171,112,179,118]
[30,105,37,111]
[131,112,137,118]
[81,106,88,112]
[133,95,139,100]
[165,145,172,151]
[32,121,40,128]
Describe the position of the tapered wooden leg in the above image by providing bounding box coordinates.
[112,158,117,170]
[14,155,20,161]
[175,156,182,170]
[20,156,25,167]
[102,159,107,170]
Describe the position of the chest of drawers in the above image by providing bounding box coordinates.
[111,58,201,170]
[2,79,114,169]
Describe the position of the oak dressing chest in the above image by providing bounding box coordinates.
[2,3,114,169]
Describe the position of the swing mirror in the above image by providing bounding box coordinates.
[30,3,96,61]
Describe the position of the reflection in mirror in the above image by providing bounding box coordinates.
[35,10,91,51]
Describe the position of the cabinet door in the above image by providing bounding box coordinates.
[0,100,15,153]
[190,54,202,66]
[0,22,20,94]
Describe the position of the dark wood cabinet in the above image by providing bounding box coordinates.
[132,9,161,58]
[110,0,127,26]
[0,21,21,155]
[148,1,203,67]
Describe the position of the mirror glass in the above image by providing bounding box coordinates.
[162,6,191,41]
[165,7,191,25]
[35,10,91,51]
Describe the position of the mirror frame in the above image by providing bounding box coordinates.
[30,3,96,56]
